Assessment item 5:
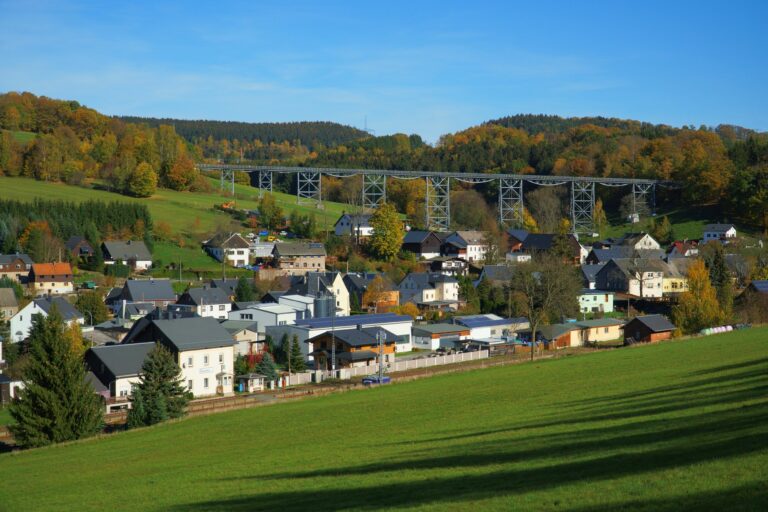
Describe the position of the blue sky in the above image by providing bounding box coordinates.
[1,0,766,142]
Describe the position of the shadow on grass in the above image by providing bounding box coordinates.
[171,367,768,512]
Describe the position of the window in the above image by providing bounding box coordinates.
[187,356,193,367]
[203,378,209,388]
[219,305,225,311]
[219,353,224,363]
[203,355,209,365]
[604,327,609,333]
[187,380,193,389]
[278,320,287,326]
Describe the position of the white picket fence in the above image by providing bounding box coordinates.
[268,350,490,388]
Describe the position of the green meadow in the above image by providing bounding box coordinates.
[0,328,765,511]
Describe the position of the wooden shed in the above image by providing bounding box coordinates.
[624,315,676,343]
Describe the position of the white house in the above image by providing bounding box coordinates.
[9,296,84,342]
[203,233,251,268]
[577,290,615,314]
[220,320,262,356]
[620,233,661,251]
[452,314,529,340]
[398,272,461,310]
[122,317,236,397]
[284,272,351,317]
[443,231,489,262]
[266,312,413,361]
[229,303,298,334]
[412,323,471,351]
[703,224,737,242]
[101,241,153,271]
[595,259,666,299]
[334,213,374,238]
[85,342,155,410]
[175,286,232,319]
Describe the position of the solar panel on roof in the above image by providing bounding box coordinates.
[296,313,410,329]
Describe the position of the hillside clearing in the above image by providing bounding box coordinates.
[0,329,766,511]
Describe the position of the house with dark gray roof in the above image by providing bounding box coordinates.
[398,272,460,310]
[107,279,177,311]
[85,342,155,408]
[334,212,374,238]
[703,224,737,242]
[122,316,237,397]
[521,233,587,264]
[476,265,514,286]
[0,253,34,282]
[586,247,665,264]
[9,296,84,342]
[176,286,232,319]
[401,230,444,260]
[65,236,94,258]
[0,288,19,319]
[286,271,350,316]
[102,240,152,270]
[624,315,676,343]
[271,243,326,275]
[203,233,251,267]
[210,278,241,299]
[595,259,668,299]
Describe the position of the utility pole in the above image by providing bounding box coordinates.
[330,291,336,376]
[377,329,384,382]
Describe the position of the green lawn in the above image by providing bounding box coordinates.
[0,407,12,427]
[601,204,744,241]
[1,329,766,511]
[2,129,37,144]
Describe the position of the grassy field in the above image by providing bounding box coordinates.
[0,176,350,271]
[602,204,731,241]
[0,329,766,511]
[2,129,37,144]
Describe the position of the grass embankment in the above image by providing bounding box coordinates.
[0,176,349,272]
[0,407,12,427]
[1,329,766,511]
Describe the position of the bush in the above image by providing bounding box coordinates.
[104,262,130,278]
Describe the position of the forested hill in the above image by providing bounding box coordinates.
[485,114,760,141]
[118,117,367,150]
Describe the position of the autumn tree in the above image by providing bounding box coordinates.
[672,259,724,334]
[650,215,674,245]
[258,193,283,230]
[593,198,608,237]
[9,310,103,448]
[75,291,110,326]
[368,202,404,261]
[361,275,390,312]
[509,256,581,360]
[394,302,419,320]
[127,161,158,197]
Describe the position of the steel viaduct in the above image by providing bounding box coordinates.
[197,163,674,235]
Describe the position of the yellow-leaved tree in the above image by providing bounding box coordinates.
[672,259,724,334]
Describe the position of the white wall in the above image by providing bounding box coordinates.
[413,335,440,351]
[194,302,232,320]
[178,346,235,397]
[113,376,142,398]
[10,302,84,342]
[230,306,296,333]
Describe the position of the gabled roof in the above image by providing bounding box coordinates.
[210,278,241,295]
[219,319,259,334]
[574,318,624,328]
[102,240,152,261]
[400,272,457,290]
[343,272,393,293]
[0,288,18,308]
[0,253,33,266]
[123,302,156,317]
[703,224,736,233]
[31,262,72,276]
[273,242,326,257]
[178,286,232,306]
[124,279,176,302]
[507,229,529,243]
[604,258,669,278]
[581,264,603,284]
[142,317,236,351]
[32,296,82,321]
[403,230,440,245]
[65,236,92,251]
[334,213,373,228]
[522,323,580,340]
[307,327,398,347]
[88,342,155,379]
[627,314,676,332]
[287,271,340,297]
[479,265,514,283]
[295,312,411,330]
[203,233,251,249]
[450,231,486,245]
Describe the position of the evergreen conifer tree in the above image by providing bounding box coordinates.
[9,310,103,448]
[126,344,188,428]
[235,276,254,302]
[289,335,306,372]
[255,352,279,381]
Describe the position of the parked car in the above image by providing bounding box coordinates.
[362,375,391,385]
[279,230,288,236]
[258,230,269,237]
